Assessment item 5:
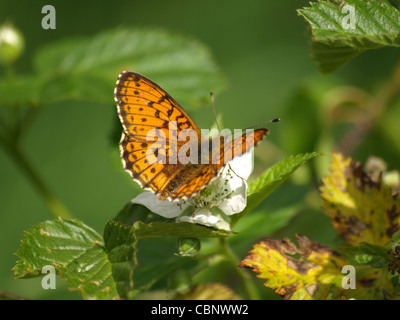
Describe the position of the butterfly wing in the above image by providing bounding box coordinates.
[114,71,202,143]
[168,129,270,200]
[168,165,218,201]
[212,128,269,168]
[115,71,271,202]
[115,71,202,198]
[119,132,185,193]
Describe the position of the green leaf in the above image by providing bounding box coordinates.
[133,221,231,239]
[231,152,321,226]
[33,28,225,106]
[0,76,43,105]
[62,222,136,300]
[392,230,400,243]
[388,0,400,10]
[102,221,137,298]
[114,202,232,238]
[13,218,103,279]
[341,242,389,268]
[298,0,400,73]
[63,245,120,300]
[113,201,170,226]
[131,238,195,295]
[13,218,137,300]
[229,205,300,254]
[64,221,137,299]
[308,41,362,74]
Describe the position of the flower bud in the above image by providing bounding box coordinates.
[0,23,24,64]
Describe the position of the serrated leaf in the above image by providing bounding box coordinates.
[239,234,348,300]
[33,28,225,106]
[131,238,195,295]
[298,0,400,73]
[133,221,231,239]
[341,242,389,268]
[113,201,170,226]
[0,76,43,105]
[240,234,396,299]
[114,202,232,238]
[102,221,137,298]
[13,218,138,300]
[388,0,400,10]
[308,41,362,74]
[13,218,103,279]
[320,153,400,246]
[63,245,119,300]
[231,152,321,225]
[63,220,137,299]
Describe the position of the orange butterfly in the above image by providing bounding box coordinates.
[114,71,276,202]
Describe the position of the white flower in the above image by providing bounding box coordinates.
[131,150,254,231]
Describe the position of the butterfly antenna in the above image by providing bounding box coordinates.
[245,118,281,131]
[210,91,221,131]
[229,118,280,179]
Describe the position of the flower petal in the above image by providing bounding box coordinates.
[218,149,254,193]
[217,179,247,215]
[228,149,254,181]
[131,192,188,218]
[177,208,231,231]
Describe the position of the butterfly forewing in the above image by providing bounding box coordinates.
[114,71,202,143]
[210,129,269,166]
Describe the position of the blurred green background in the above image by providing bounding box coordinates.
[1,0,399,299]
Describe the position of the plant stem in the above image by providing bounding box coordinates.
[218,238,261,300]
[0,290,30,300]
[1,59,71,219]
[0,135,73,219]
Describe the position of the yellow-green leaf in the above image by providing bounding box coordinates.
[320,153,400,246]
[239,234,348,300]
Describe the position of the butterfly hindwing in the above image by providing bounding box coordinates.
[119,132,184,193]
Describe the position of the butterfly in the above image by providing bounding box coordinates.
[114,71,277,202]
